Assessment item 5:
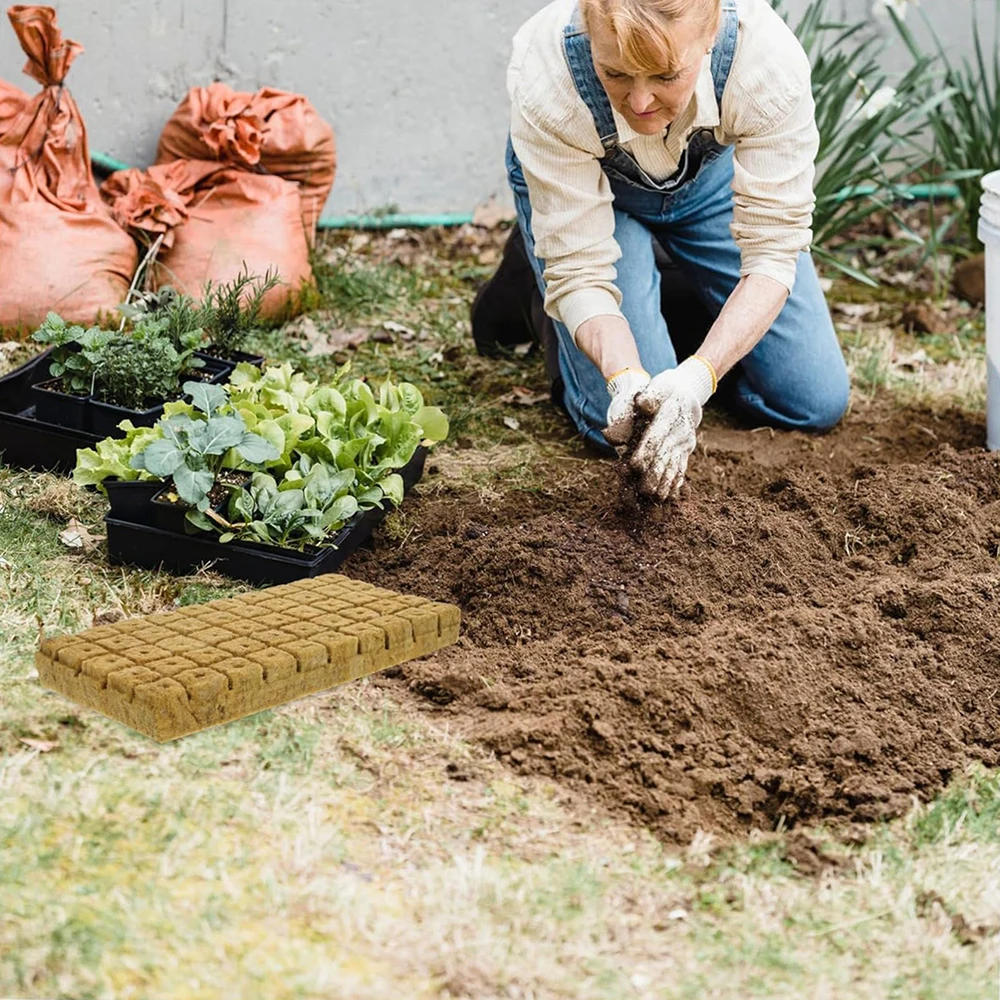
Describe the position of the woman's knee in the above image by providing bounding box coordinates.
[780,364,851,431]
[808,369,851,431]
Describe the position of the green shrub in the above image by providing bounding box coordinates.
[782,0,953,283]
[893,7,1000,249]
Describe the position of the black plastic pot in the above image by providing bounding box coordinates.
[195,349,266,370]
[151,479,242,534]
[30,379,90,431]
[89,398,165,439]
[103,479,163,526]
[186,356,235,385]
[0,351,99,473]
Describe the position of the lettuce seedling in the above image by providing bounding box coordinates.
[73,421,164,492]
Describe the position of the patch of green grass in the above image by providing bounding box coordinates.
[253,713,324,774]
[908,765,1000,846]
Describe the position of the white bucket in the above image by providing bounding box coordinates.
[980,170,1000,451]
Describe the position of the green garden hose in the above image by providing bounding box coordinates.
[89,151,960,230]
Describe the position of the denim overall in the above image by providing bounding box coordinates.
[506,0,850,453]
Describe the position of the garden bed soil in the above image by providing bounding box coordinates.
[351,397,1000,843]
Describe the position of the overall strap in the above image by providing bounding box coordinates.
[563,4,618,152]
[710,0,740,108]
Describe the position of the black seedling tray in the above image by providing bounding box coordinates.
[106,507,381,585]
[0,350,103,473]
[105,449,428,586]
[0,352,237,473]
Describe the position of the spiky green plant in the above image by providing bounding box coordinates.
[893,6,1000,249]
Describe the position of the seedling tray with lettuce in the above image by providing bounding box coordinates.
[78,362,448,583]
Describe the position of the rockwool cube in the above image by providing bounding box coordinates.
[36,574,461,742]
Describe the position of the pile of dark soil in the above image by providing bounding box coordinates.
[352,398,1000,842]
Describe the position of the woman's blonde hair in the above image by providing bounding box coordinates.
[581,0,720,75]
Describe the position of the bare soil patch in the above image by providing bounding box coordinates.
[352,397,1000,843]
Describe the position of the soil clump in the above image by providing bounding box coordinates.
[352,397,1000,843]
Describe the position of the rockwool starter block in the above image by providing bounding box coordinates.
[36,574,461,742]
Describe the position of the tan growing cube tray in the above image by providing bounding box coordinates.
[36,574,461,742]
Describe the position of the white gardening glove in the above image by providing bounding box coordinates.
[603,368,651,446]
[629,356,716,500]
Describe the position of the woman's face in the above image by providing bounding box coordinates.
[589,11,714,136]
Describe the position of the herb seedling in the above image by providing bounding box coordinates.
[31,313,113,395]
[93,316,205,411]
[200,266,281,359]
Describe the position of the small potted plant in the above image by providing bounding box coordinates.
[196,267,278,366]
[73,420,165,524]
[88,316,227,438]
[29,314,109,430]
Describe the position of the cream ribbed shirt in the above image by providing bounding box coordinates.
[507,0,819,339]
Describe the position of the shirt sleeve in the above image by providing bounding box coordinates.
[724,16,819,293]
[508,87,625,340]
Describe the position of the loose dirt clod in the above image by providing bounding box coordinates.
[352,399,1000,843]
[613,412,659,537]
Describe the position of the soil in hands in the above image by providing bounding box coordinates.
[613,412,659,538]
[352,398,1000,843]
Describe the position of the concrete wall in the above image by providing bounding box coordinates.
[1,1,996,218]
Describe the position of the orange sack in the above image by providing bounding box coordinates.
[0,6,137,332]
[101,161,313,320]
[155,83,336,240]
[0,78,27,139]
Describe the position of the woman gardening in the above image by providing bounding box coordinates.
[504,0,850,499]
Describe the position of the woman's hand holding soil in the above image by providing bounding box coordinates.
[604,368,651,445]
[628,356,715,500]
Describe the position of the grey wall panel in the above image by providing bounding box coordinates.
[1,1,996,216]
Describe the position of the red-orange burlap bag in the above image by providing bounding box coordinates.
[0,6,137,331]
[155,83,336,240]
[101,161,312,319]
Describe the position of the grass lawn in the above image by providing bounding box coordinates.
[1,225,998,1000]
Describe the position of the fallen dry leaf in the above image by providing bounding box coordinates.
[893,348,934,371]
[19,738,58,752]
[832,302,879,322]
[59,519,105,553]
[378,320,416,344]
[503,416,521,431]
[473,197,517,229]
[292,315,371,356]
[498,386,549,407]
